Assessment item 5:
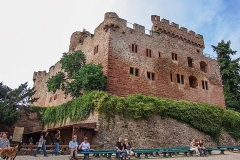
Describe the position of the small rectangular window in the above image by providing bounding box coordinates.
[135,68,139,77]
[147,71,155,80]
[202,80,208,90]
[152,73,155,80]
[202,80,205,89]
[205,81,208,90]
[170,74,173,82]
[146,49,152,57]
[130,67,134,75]
[147,72,151,79]
[158,52,161,57]
[130,67,139,77]
[131,44,138,53]
[181,75,184,84]
[94,45,99,54]
[172,53,175,60]
[188,57,193,67]
[177,74,180,83]
[172,53,178,61]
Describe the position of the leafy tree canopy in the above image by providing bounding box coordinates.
[0,82,38,126]
[212,40,240,111]
[46,50,107,98]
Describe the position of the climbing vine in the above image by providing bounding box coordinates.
[23,106,46,121]
[41,91,240,142]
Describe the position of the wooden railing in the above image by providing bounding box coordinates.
[19,144,104,155]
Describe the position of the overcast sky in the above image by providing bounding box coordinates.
[1,0,240,89]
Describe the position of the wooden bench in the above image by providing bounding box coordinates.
[76,149,116,159]
[217,146,240,152]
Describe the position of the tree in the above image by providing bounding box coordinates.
[0,82,38,126]
[212,40,240,111]
[46,50,107,98]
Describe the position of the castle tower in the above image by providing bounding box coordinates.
[32,12,225,108]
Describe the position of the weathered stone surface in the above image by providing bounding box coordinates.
[32,12,225,108]
[93,114,238,148]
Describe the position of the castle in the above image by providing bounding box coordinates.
[32,12,225,108]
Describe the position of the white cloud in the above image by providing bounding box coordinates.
[0,0,239,89]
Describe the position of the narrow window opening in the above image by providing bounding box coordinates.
[135,68,139,77]
[170,74,173,82]
[147,71,155,80]
[146,49,152,57]
[158,52,161,57]
[131,44,138,53]
[177,74,180,83]
[130,67,134,75]
[202,80,205,89]
[152,73,155,80]
[188,57,193,67]
[181,75,184,84]
[94,45,99,54]
[147,72,151,79]
[172,53,178,61]
[205,81,208,90]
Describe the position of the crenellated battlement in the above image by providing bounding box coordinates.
[151,15,204,48]
[33,71,46,82]
[69,31,91,52]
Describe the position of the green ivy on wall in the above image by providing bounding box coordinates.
[23,106,46,121]
[41,90,240,142]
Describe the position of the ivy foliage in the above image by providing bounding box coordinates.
[23,106,46,121]
[46,50,106,98]
[42,91,240,141]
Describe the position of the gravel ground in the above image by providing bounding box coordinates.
[13,150,240,160]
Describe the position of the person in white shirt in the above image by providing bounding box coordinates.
[78,137,90,159]
[69,136,78,160]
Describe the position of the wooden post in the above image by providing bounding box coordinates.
[72,125,75,138]
[30,144,33,155]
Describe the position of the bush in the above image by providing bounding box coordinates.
[41,91,240,141]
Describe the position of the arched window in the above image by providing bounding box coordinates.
[189,76,198,88]
[200,61,208,73]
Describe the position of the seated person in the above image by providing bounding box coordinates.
[78,137,90,159]
[69,136,78,160]
[190,139,200,156]
[198,140,206,156]
[0,133,10,155]
[116,137,127,160]
[124,139,134,157]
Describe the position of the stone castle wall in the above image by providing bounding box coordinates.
[104,13,225,107]
[32,12,225,108]
[93,113,237,148]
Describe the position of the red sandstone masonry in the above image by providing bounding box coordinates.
[32,12,225,108]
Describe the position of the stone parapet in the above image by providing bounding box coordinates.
[151,15,204,48]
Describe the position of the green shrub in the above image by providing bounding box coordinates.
[40,91,240,142]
